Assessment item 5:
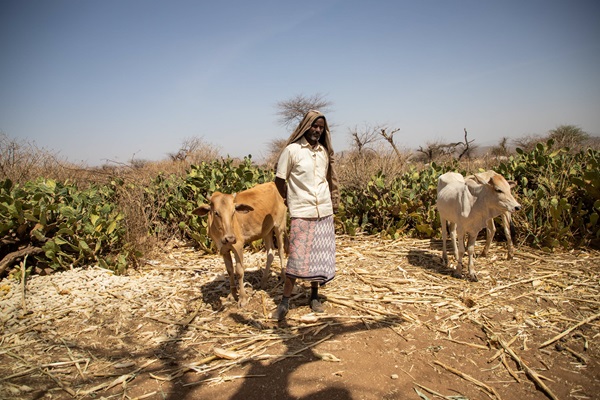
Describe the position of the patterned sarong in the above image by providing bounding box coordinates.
[285,216,336,284]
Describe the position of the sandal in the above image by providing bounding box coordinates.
[310,299,325,313]
[273,302,289,321]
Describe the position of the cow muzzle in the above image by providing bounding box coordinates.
[222,235,237,245]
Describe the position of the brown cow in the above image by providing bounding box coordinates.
[192,182,287,307]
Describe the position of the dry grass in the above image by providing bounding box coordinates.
[1,235,598,399]
[0,133,82,185]
[335,145,513,190]
[337,147,407,189]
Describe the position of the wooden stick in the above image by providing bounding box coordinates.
[0,358,90,381]
[503,344,557,400]
[433,360,502,400]
[271,334,333,364]
[61,338,86,380]
[325,296,384,316]
[40,367,76,397]
[164,339,269,381]
[563,346,588,364]
[476,273,560,300]
[9,309,72,335]
[443,337,488,350]
[482,326,559,400]
[4,351,76,397]
[180,302,203,327]
[20,255,27,312]
[413,382,454,399]
[539,312,600,348]
[261,292,268,318]
[80,358,157,395]
[0,245,43,276]
[326,295,416,323]
[500,354,521,383]
[183,374,266,387]
[487,334,519,363]
[130,391,158,400]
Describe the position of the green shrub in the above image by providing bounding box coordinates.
[3,144,598,277]
[149,156,276,251]
[0,178,128,274]
[337,162,457,239]
[337,141,599,250]
[497,141,600,249]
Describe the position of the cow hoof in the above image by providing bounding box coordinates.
[225,293,237,304]
[452,270,462,279]
[238,297,249,308]
[468,273,478,282]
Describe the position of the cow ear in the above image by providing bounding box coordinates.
[235,204,254,214]
[507,180,517,189]
[473,173,488,185]
[192,205,211,216]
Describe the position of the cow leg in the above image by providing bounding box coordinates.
[261,232,275,290]
[454,228,465,279]
[231,244,249,307]
[222,251,238,301]
[274,227,286,283]
[449,222,459,264]
[502,212,514,260]
[480,218,495,257]
[440,217,448,265]
[466,233,478,282]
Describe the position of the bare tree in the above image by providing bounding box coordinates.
[513,125,592,153]
[457,128,478,160]
[263,138,289,168]
[0,133,70,184]
[415,129,477,162]
[416,140,454,162]
[348,124,380,154]
[378,127,402,158]
[168,137,221,164]
[548,125,590,150]
[265,94,334,167]
[275,93,333,130]
[490,137,511,157]
[586,135,600,150]
[513,133,543,153]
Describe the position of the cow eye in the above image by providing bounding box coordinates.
[495,188,503,193]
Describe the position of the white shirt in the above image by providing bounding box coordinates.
[276,137,333,218]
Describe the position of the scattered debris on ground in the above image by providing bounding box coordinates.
[1,235,598,399]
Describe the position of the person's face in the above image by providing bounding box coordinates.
[304,117,325,147]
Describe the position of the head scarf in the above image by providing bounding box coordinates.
[277,110,339,209]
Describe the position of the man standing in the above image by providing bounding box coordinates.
[273,110,339,321]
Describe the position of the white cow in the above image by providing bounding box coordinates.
[466,171,517,260]
[436,171,521,281]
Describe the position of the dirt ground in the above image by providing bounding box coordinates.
[1,235,599,400]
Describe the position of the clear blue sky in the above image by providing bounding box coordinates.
[1,0,599,166]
